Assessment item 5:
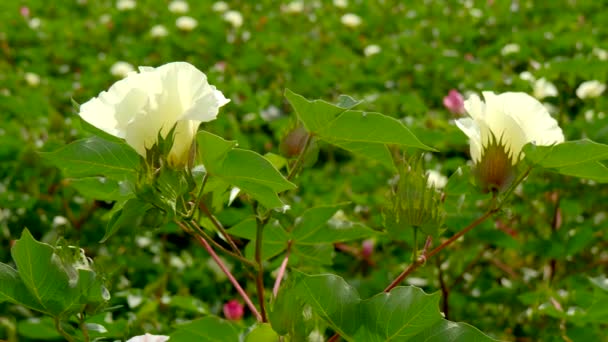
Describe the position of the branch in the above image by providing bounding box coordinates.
[255,217,268,322]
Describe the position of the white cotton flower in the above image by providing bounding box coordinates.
[223,10,243,28]
[110,61,135,78]
[501,43,520,56]
[126,333,170,342]
[79,62,230,167]
[168,0,189,13]
[212,1,229,12]
[333,0,348,8]
[519,71,535,82]
[24,72,41,86]
[576,80,606,99]
[533,78,558,100]
[363,44,381,57]
[116,0,136,11]
[456,91,564,164]
[592,47,608,61]
[341,13,362,27]
[283,1,304,13]
[426,170,448,189]
[176,16,197,31]
[150,24,168,38]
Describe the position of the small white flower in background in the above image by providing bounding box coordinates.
[532,78,558,100]
[469,8,483,18]
[52,216,69,227]
[363,44,381,57]
[341,13,361,27]
[212,1,229,12]
[456,91,564,192]
[79,62,230,167]
[519,71,535,82]
[99,14,112,24]
[223,10,243,28]
[116,0,136,11]
[168,0,189,14]
[333,0,348,8]
[126,333,169,342]
[426,170,448,189]
[176,16,197,31]
[24,72,41,87]
[592,47,608,61]
[28,18,41,29]
[283,1,304,13]
[576,80,606,99]
[150,24,168,38]
[501,43,520,56]
[110,61,135,78]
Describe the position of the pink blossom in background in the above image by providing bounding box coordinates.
[443,89,465,115]
[223,300,244,320]
[361,239,374,259]
[20,6,30,18]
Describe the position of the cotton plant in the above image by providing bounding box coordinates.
[6,59,608,341]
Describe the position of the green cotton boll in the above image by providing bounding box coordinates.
[384,156,445,239]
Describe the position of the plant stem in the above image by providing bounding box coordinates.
[255,217,268,322]
[273,240,293,297]
[79,313,90,342]
[287,133,312,180]
[412,227,419,263]
[186,220,257,267]
[54,318,75,342]
[195,234,263,322]
[199,201,243,257]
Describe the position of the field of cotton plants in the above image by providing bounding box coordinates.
[1,1,608,341]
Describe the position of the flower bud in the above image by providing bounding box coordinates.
[443,89,465,115]
[223,300,244,320]
[473,134,516,193]
[384,156,445,239]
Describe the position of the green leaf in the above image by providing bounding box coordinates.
[169,316,240,342]
[293,272,361,340]
[10,229,108,317]
[169,295,209,315]
[269,283,310,338]
[523,140,608,182]
[245,323,280,342]
[0,262,46,313]
[39,136,139,182]
[325,140,395,169]
[101,199,152,243]
[68,177,131,202]
[524,140,608,168]
[409,319,498,342]
[17,317,62,340]
[285,89,435,152]
[355,287,442,341]
[291,204,375,245]
[197,131,295,208]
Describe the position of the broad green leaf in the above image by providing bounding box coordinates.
[285,89,357,132]
[285,89,435,151]
[68,177,131,202]
[524,140,608,168]
[169,316,240,342]
[0,262,46,313]
[293,272,361,340]
[11,229,75,316]
[197,131,295,208]
[17,317,62,340]
[355,287,442,341]
[245,323,280,342]
[325,139,395,169]
[291,204,375,245]
[101,199,152,242]
[319,111,433,150]
[269,283,310,338]
[39,136,139,181]
[291,244,335,266]
[408,319,498,342]
[169,295,209,315]
[550,161,608,183]
[11,229,108,317]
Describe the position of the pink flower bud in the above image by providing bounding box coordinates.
[443,89,465,115]
[223,300,244,321]
[20,6,30,18]
[361,239,374,259]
